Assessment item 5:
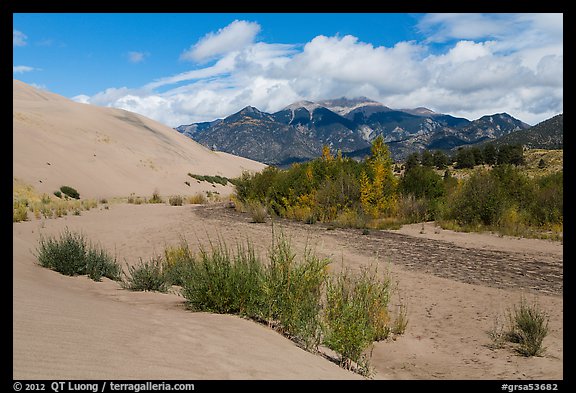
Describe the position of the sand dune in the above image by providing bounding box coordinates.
[13,79,265,199]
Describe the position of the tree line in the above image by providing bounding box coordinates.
[234,137,562,237]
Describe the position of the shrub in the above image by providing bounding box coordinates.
[181,239,266,316]
[54,191,62,198]
[123,256,168,292]
[163,243,196,287]
[36,229,121,281]
[265,234,329,350]
[507,298,549,356]
[60,185,80,199]
[85,246,122,281]
[37,229,87,276]
[323,265,391,373]
[148,189,163,204]
[169,195,184,206]
[448,170,506,226]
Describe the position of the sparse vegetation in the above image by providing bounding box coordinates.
[36,229,121,281]
[32,225,402,377]
[13,181,100,222]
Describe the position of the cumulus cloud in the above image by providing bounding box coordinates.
[181,20,261,62]
[13,65,36,74]
[80,14,563,127]
[127,51,149,63]
[13,30,27,46]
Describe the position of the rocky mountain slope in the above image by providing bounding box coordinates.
[176,97,532,165]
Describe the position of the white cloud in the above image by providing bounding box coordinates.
[128,51,148,63]
[13,65,37,74]
[79,14,563,127]
[13,30,27,46]
[72,94,91,104]
[181,20,261,62]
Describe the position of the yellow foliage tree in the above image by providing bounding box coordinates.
[322,145,334,162]
[361,135,398,218]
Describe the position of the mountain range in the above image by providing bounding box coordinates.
[484,114,563,150]
[175,97,546,166]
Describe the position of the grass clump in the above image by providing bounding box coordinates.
[13,199,29,222]
[36,229,121,281]
[507,298,549,356]
[247,200,268,223]
[187,193,208,205]
[169,195,184,206]
[123,256,168,292]
[488,297,550,357]
[148,189,163,204]
[182,240,266,316]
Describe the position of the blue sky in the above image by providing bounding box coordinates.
[13,13,563,126]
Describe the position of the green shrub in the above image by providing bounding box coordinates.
[323,266,391,373]
[265,234,329,350]
[507,298,549,356]
[60,185,80,199]
[181,240,266,316]
[37,229,87,276]
[85,247,122,281]
[123,256,168,292]
[448,170,506,226]
[163,242,196,287]
[54,191,62,198]
[36,229,121,281]
[169,195,184,206]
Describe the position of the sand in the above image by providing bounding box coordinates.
[12,204,563,380]
[13,79,266,199]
